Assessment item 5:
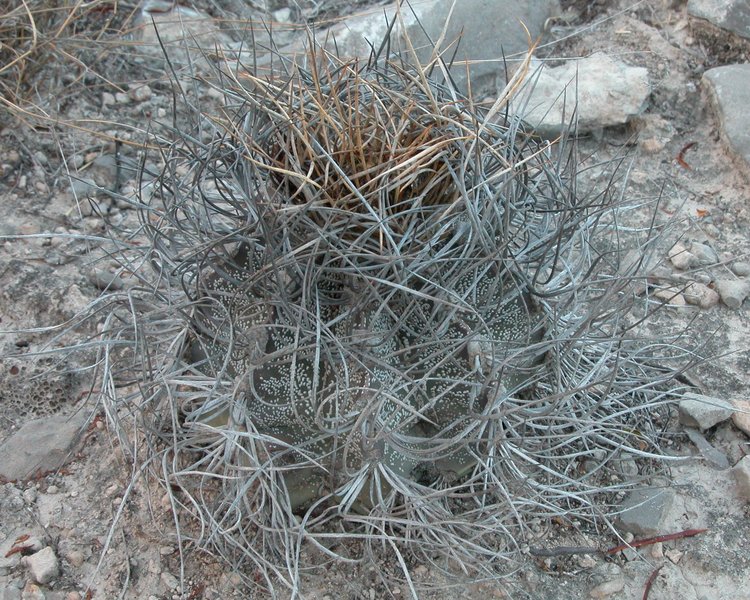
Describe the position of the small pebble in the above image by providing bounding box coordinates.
[688,241,717,265]
[665,548,684,564]
[693,271,712,285]
[128,84,152,103]
[683,282,720,308]
[65,550,85,568]
[702,223,721,239]
[730,399,750,437]
[161,571,180,590]
[653,286,686,305]
[576,554,597,569]
[668,241,697,270]
[650,541,664,559]
[640,137,665,153]
[732,455,750,500]
[589,563,624,599]
[21,582,45,600]
[102,92,116,107]
[273,7,292,22]
[715,279,750,309]
[731,261,750,276]
[679,393,734,431]
[115,91,130,104]
[22,547,59,585]
[88,268,125,291]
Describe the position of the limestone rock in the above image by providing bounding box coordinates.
[512,52,650,136]
[679,393,734,430]
[684,427,730,470]
[731,398,750,436]
[733,456,750,499]
[683,282,720,308]
[588,563,625,599]
[731,260,750,276]
[688,0,750,41]
[617,488,674,536]
[703,65,750,174]
[21,547,59,585]
[668,241,698,270]
[714,278,750,309]
[0,412,88,481]
[688,241,718,265]
[314,0,559,96]
[131,2,234,71]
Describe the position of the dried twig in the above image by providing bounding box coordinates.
[605,528,708,555]
[642,565,663,600]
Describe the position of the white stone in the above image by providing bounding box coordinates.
[731,261,750,276]
[733,455,750,500]
[715,278,750,309]
[668,241,698,270]
[679,393,734,431]
[688,241,718,265]
[589,564,625,599]
[0,413,89,481]
[653,286,687,305]
[513,53,650,136]
[128,84,152,103]
[576,554,597,569]
[731,399,750,436]
[273,8,292,22]
[133,3,233,70]
[683,282,720,308]
[160,571,179,590]
[22,547,59,585]
[666,548,684,564]
[292,0,558,97]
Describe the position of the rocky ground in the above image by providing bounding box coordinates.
[0,0,749,598]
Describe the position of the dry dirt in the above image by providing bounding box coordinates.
[0,1,749,599]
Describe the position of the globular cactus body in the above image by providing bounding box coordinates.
[91,35,688,594]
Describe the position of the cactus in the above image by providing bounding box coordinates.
[88,32,690,595]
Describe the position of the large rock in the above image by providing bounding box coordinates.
[510,53,650,136]
[703,65,750,174]
[731,398,750,436]
[588,563,625,599]
[688,0,750,41]
[21,547,59,585]
[679,393,734,431]
[132,3,232,60]
[733,455,750,500]
[313,0,560,95]
[0,412,88,481]
[617,487,675,536]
